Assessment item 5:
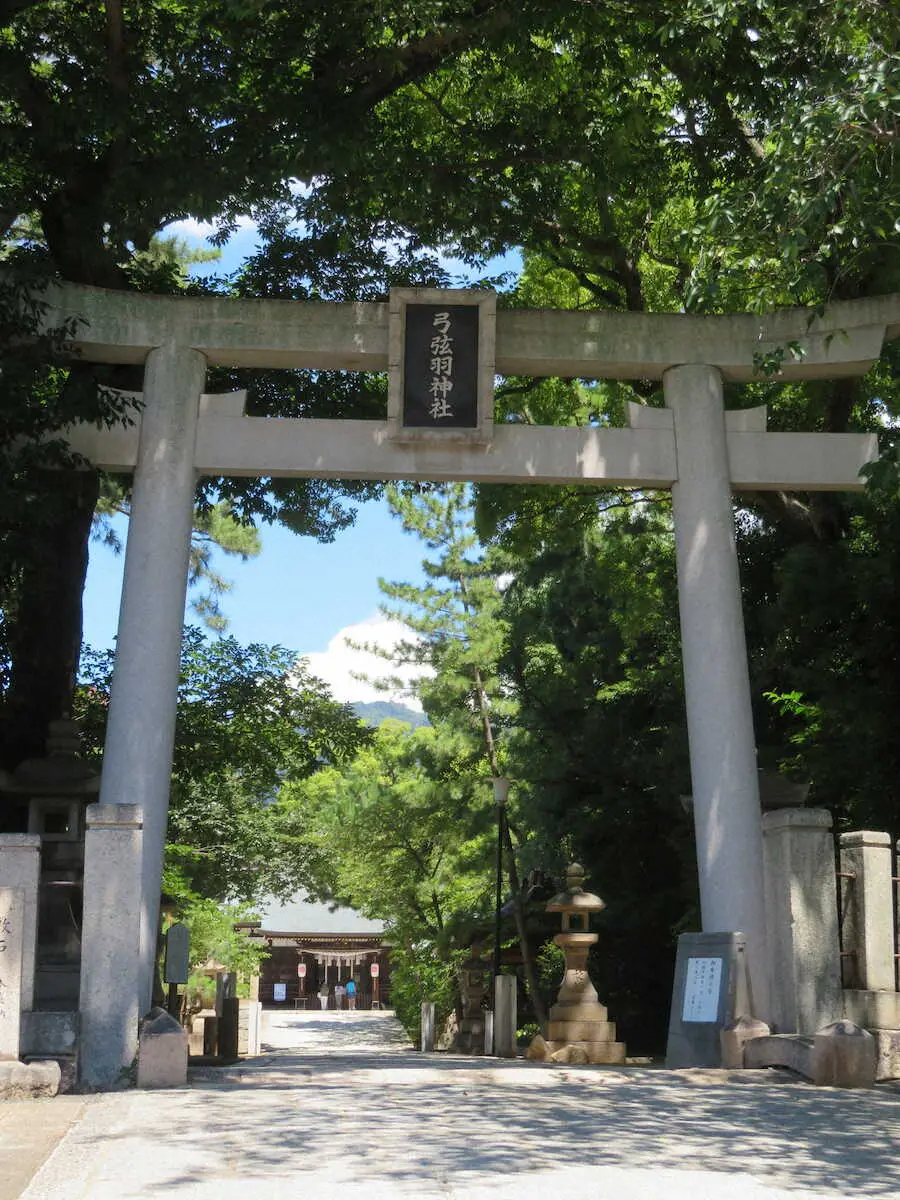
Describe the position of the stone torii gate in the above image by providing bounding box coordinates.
[43,281,898,1086]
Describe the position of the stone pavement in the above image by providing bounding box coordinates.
[2,1010,900,1199]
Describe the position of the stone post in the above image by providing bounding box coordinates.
[493,975,517,1058]
[98,344,206,1013]
[0,836,40,1012]
[420,1001,435,1052]
[763,808,843,1033]
[665,363,769,1020]
[839,832,895,991]
[78,804,143,1089]
[0,889,25,1060]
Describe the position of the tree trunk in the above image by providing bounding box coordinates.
[0,467,99,773]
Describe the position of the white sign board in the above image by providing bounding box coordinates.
[681,956,723,1023]
[273,982,287,1002]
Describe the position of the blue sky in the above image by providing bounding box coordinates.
[81,217,519,703]
[82,500,432,703]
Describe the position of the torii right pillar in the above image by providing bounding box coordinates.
[665,364,770,1019]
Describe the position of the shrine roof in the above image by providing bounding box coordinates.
[253,893,386,937]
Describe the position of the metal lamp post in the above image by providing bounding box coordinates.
[491,777,510,990]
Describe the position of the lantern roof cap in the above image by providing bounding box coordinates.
[546,862,605,913]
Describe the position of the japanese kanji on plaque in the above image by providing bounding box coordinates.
[402,303,479,428]
[388,288,496,443]
[681,956,723,1023]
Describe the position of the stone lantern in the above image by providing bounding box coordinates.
[456,943,489,1054]
[530,862,626,1065]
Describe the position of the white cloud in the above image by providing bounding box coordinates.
[164,214,258,241]
[300,614,430,710]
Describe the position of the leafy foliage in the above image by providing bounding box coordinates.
[76,628,370,903]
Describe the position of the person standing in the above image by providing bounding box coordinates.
[345,978,357,1010]
[318,977,329,1011]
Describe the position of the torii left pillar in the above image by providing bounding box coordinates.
[81,344,205,1087]
[665,364,769,1019]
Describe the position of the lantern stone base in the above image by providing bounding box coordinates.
[526,1032,627,1065]
[549,1018,616,1042]
[455,1014,486,1055]
[547,1038,626,1064]
[544,1001,626,1064]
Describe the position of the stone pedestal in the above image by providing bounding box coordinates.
[420,1001,435,1052]
[78,804,143,1089]
[0,837,40,1014]
[0,888,25,1060]
[763,807,842,1033]
[839,831,895,991]
[493,975,517,1059]
[136,1007,188,1089]
[542,932,626,1064]
[666,931,751,1068]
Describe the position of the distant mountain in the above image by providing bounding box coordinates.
[353,700,429,729]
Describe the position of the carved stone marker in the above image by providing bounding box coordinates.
[0,888,24,1061]
[666,931,750,1067]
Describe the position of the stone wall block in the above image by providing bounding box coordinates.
[812,1020,876,1088]
[839,831,894,992]
[0,888,25,1060]
[720,1016,771,1069]
[762,807,842,1033]
[0,836,41,1012]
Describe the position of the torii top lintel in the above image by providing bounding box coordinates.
[46,281,900,382]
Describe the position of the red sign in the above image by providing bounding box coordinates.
[297,963,307,978]
[370,963,380,978]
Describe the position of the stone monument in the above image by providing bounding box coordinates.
[529,863,626,1064]
[455,945,489,1054]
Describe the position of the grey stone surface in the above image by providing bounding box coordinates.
[41,278,900,382]
[136,1007,188,1089]
[812,1021,876,1089]
[0,888,24,1060]
[720,1017,771,1069]
[839,832,895,991]
[21,1011,79,1057]
[493,975,517,1059]
[872,1029,900,1082]
[78,804,143,1090]
[763,807,843,1033]
[420,1001,435,1052]
[0,1058,60,1099]
[744,1034,815,1079]
[13,1010,900,1200]
[667,366,769,1017]
[666,932,750,1067]
[842,988,900,1029]
[0,836,40,1011]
